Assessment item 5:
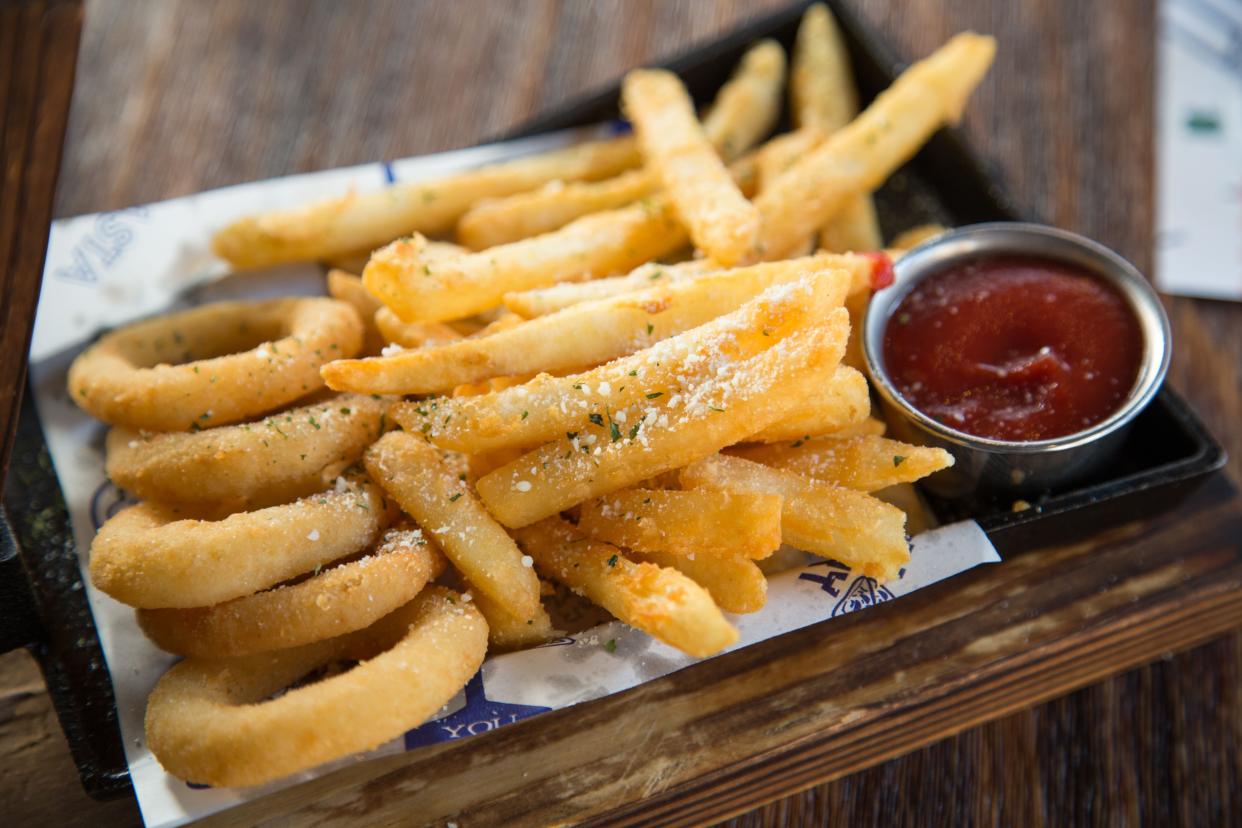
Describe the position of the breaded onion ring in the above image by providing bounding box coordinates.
[106,394,389,510]
[145,587,488,787]
[68,297,364,431]
[89,475,392,608]
[137,526,446,657]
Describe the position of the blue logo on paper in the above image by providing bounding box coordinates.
[403,671,551,750]
[90,480,139,530]
[831,577,895,617]
[798,559,852,596]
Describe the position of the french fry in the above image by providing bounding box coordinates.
[624,69,760,265]
[363,431,541,619]
[791,4,883,253]
[679,454,908,582]
[457,170,660,251]
[326,270,385,355]
[746,365,870,443]
[701,40,787,162]
[374,307,462,349]
[631,548,767,614]
[577,489,783,560]
[401,272,845,453]
[503,259,716,318]
[758,33,996,258]
[469,588,556,650]
[874,483,937,537]
[365,200,688,322]
[510,517,738,657]
[211,137,641,269]
[755,127,826,193]
[890,223,948,252]
[726,434,953,491]
[791,4,858,132]
[325,255,862,395]
[474,317,848,527]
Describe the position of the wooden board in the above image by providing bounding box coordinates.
[1,2,1241,826]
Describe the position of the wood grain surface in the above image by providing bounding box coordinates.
[1,1,1240,826]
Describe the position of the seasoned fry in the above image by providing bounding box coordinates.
[758,33,996,258]
[791,4,882,253]
[755,127,826,193]
[458,170,659,250]
[374,307,462,349]
[475,316,848,527]
[503,259,716,318]
[727,434,953,491]
[326,256,861,395]
[890,223,948,252]
[211,136,641,269]
[631,548,767,614]
[511,517,738,657]
[469,587,556,650]
[624,69,760,265]
[403,273,845,452]
[363,431,542,620]
[746,365,870,443]
[365,200,687,322]
[326,270,385,355]
[701,40,787,162]
[578,489,783,560]
[680,454,908,581]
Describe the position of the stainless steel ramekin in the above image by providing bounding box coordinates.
[862,222,1171,500]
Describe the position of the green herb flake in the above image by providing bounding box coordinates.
[646,323,654,335]
[893,455,907,467]
[588,413,604,427]
[521,410,529,420]
[607,554,618,567]
[629,423,641,439]
[566,431,578,440]
[308,416,321,430]
[645,391,663,400]
[448,493,463,502]
[603,639,617,653]
[340,407,351,415]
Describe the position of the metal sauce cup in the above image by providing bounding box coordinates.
[862,222,1171,501]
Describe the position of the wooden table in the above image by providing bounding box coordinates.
[2,1,1239,825]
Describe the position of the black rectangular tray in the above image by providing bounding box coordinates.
[0,0,1226,802]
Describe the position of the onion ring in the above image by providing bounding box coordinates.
[106,394,389,510]
[68,297,364,431]
[144,587,488,787]
[137,526,446,657]
[89,474,392,608]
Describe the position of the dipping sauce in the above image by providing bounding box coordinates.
[881,255,1144,442]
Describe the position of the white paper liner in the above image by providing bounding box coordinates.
[29,124,1000,828]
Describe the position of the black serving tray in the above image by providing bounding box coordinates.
[0,0,1226,801]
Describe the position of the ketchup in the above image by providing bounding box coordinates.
[882,255,1143,442]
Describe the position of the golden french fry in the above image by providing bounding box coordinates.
[701,40,787,162]
[457,169,660,251]
[755,127,826,193]
[325,255,862,395]
[475,317,848,527]
[624,69,760,265]
[578,489,783,560]
[502,259,716,318]
[727,434,953,491]
[890,223,948,252]
[791,3,858,132]
[679,454,908,582]
[758,33,996,258]
[374,306,462,349]
[326,270,385,355]
[469,588,556,650]
[403,272,845,453]
[746,365,870,443]
[791,4,883,254]
[365,198,687,322]
[511,517,737,657]
[211,137,641,269]
[363,431,541,619]
[631,548,768,614]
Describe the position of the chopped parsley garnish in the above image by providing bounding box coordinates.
[340,407,352,415]
[603,639,617,653]
[607,554,618,567]
[566,431,578,440]
[645,391,663,399]
[588,413,604,427]
[893,455,907,467]
[609,417,622,443]
[448,493,463,502]
[629,423,641,439]
[646,323,654,335]
[521,410,529,420]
